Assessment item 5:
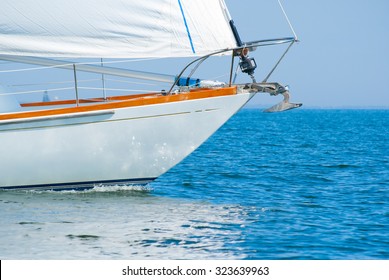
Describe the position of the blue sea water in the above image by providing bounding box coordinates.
[1,109,388,259]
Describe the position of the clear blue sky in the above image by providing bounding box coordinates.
[227,0,389,108]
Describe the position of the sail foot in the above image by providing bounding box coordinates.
[244,82,302,112]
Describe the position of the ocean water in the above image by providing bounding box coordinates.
[1,109,388,259]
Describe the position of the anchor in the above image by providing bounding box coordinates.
[244,82,302,112]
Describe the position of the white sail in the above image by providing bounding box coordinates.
[0,0,237,58]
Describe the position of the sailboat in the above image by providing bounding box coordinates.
[0,0,301,190]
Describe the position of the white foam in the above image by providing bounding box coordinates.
[87,184,153,193]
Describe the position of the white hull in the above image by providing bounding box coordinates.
[0,89,254,190]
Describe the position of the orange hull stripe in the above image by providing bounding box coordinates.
[20,92,156,107]
[0,87,237,121]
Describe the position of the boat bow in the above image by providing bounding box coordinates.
[0,0,301,190]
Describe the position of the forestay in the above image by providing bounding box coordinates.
[0,0,237,58]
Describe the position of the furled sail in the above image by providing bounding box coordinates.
[0,0,237,58]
